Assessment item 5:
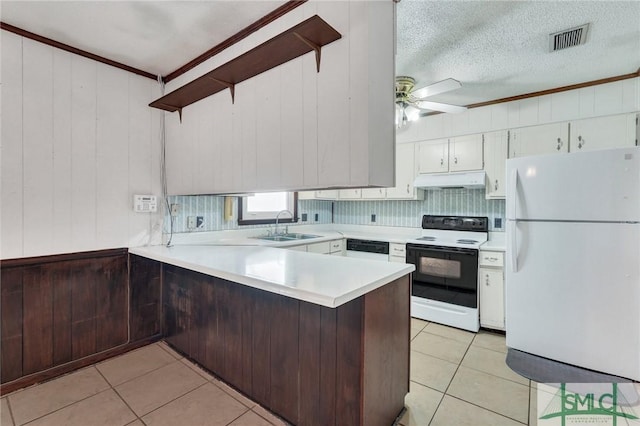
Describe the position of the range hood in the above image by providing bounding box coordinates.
[413,171,486,189]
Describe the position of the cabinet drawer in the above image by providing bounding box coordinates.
[307,241,331,254]
[389,243,406,257]
[329,239,344,253]
[479,251,504,267]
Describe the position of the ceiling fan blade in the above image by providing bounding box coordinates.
[413,100,468,114]
[412,78,462,100]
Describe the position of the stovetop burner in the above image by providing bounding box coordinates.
[456,239,479,244]
[417,236,436,241]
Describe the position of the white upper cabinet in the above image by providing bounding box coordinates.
[509,122,569,158]
[338,188,362,199]
[361,187,386,199]
[570,113,638,152]
[483,131,508,199]
[449,134,484,172]
[164,1,396,195]
[415,139,449,174]
[386,143,423,200]
[415,136,483,174]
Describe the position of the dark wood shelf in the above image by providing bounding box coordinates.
[149,15,341,116]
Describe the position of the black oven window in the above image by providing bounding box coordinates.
[419,257,461,279]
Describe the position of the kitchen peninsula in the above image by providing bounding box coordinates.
[129,245,414,426]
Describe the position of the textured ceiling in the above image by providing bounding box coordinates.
[1,1,639,106]
[1,1,288,77]
[396,0,640,107]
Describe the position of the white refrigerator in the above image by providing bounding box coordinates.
[506,146,640,381]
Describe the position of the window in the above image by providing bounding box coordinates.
[237,192,298,225]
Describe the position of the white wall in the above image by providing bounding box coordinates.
[1,32,163,259]
[397,77,640,143]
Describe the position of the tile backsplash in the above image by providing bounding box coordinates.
[333,189,505,231]
[166,189,505,234]
[165,196,332,234]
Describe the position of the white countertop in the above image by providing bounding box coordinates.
[130,245,414,308]
[480,232,506,251]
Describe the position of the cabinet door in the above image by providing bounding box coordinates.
[449,134,483,172]
[416,139,449,173]
[570,113,638,152]
[479,267,505,330]
[361,187,386,199]
[307,241,331,254]
[387,143,423,200]
[315,190,338,199]
[510,122,569,158]
[483,131,508,199]
[338,189,362,199]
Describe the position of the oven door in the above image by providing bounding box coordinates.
[407,244,479,308]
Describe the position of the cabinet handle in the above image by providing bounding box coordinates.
[494,180,498,191]
[454,157,458,164]
[406,183,410,194]
[556,137,563,151]
[440,158,444,166]
[578,135,585,149]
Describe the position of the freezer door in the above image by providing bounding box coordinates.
[506,147,640,222]
[505,221,640,381]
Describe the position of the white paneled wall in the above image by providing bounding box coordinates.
[0,33,163,259]
[397,77,640,143]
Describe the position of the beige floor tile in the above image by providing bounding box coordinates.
[212,378,257,409]
[115,360,206,416]
[410,327,421,341]
[251,405,290,425]
[412,331,469,364]
[96,344,176,386]
[8,367,109,425]
[1,398,14,426]
[472,330,507,353]
[398,381,443,426]
[430,395,525,426]
[229,410,274,426]
[157,341,183,359]
[410,351,458,392]
[180,358,216,381]
[142,382,248,426]
[26,389,135,426]
[423,323,475,344]
[410,317,428,331]
[461,346,529,386]
[447,366,529,424]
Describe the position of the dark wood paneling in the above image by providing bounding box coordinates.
[362,276,411,426]
[22,266,54,375]
[335,299,363,426]
[269,296,299,424]
[159,264,411,426]
[52,270,72,365]
[1,249,130,387]
[130,255,162,341]
[251,290,273,408]
[1,268,23,383]
[298,302,321,426]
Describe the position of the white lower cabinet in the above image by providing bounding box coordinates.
[287,238,344,255]
[479,250,505,330]
[388,243,406,263]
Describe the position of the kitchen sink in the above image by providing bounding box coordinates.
[253,233,321,242]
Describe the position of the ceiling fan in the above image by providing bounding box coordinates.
[395,76,467,127]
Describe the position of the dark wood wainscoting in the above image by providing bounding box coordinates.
[0,250,163,395]
[162,264,410,426]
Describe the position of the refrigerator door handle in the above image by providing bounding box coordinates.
[509,168,519,272]
[510,220,518,272]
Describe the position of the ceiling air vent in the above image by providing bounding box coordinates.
[549,23,590,52]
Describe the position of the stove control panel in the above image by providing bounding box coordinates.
[421,215,488,232]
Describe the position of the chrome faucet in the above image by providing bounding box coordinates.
[274,209,293,235]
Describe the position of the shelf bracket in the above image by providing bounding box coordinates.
[209,77,236,104]
[293,32,322,72]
